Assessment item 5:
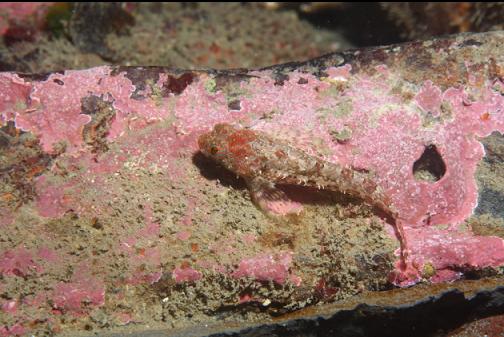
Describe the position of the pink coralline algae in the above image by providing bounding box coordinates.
[52,274,105,313]
[0,74,31,124]
[34,175,73,218]
[2,67,175,153]
[415,80,443,118]
[120,206,163,284]
[176,230,192,241]
[232,251,294,284]
[402,226,504,284]
[0,323,25,337]
[0,247,42,277]
[172,265,202,283]
[383,83,504,227]
[37,247,59,263]
[1,300,17,314]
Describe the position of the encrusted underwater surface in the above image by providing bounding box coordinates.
[0,31,504,336]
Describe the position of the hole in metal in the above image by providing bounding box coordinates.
[413,144,446,182]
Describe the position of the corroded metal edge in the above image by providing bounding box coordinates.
[97,277,504,337]
[14,31,504,86]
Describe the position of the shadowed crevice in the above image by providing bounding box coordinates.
[413,144,446,182]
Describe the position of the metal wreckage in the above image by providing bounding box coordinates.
[1,31,504,336]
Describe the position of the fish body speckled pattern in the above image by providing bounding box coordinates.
[198,123,407,258]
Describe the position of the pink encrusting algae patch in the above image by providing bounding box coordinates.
[415,80,443,117]
[176,230,191,240]
[406,227,504,281]
[1,66,179,153]
[51,266,105,313]
[13,71,96,153]
[1,300,17,314]
[172,73,242,136]
[34,175,74,218]
[0,73,32,123]
[0,322,25,337]
[119,205,164,284]
[0,247,42,277]
[172,265,202,283]
[232,251,294,284]
[52,280,105,313]
[37,247,59,263]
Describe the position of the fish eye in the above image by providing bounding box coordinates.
[210,146,219,155]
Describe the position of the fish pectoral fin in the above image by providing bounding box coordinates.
[247,177,303,217]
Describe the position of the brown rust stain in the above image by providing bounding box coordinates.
[488,58,504,81]
[81,94,116,153]
[110,66,198,99]
[162,72,196,96]
[346,33,501,90]
[0,122,52,208]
